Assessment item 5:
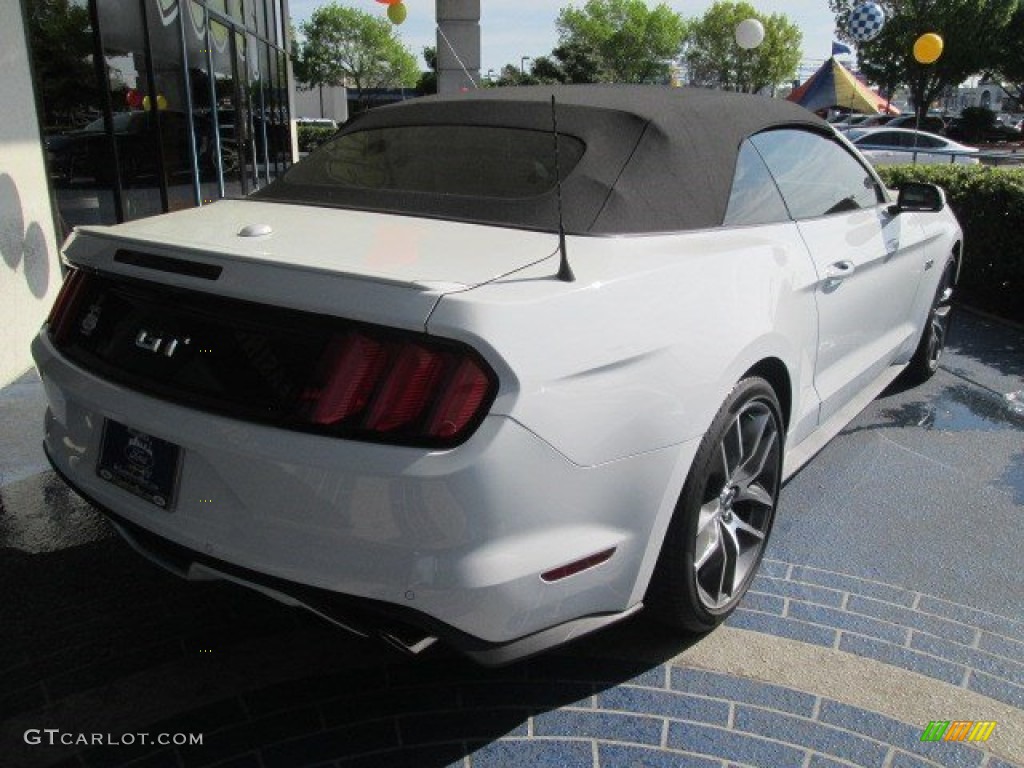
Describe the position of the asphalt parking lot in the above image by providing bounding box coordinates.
[1,309,1021,768]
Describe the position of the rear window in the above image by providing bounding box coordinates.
[279,125,585,199]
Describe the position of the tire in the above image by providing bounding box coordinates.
[904,258,955,385]
[647,376,784,633]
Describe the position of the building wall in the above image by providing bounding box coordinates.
[0,3,60,388]
[293,86,350,124]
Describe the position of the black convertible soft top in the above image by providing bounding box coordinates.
[255,85,824,235]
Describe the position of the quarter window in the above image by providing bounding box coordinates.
[751,129,883,219]
[724,140,790,226]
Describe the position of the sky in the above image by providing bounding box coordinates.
[287,1,842,83]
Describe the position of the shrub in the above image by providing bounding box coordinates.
[297,125,336,154]
[961,106,998,129]
[877,164,1024,323]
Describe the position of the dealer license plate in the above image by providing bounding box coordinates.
[96,419,181,510]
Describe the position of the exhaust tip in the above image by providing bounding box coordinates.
[379,631,439,656]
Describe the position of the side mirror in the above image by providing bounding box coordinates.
[892,182,945,214]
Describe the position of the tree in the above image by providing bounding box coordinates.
[295,4,419,111]
[829,0,1018,120]
[993,5,1024,99]
[683,1,802,92]
[492,39,607,86]
[520,43,606,84]
[555,0,687,83]
[548,40,609,83]
[491,64,540,87]
[416,46,438,94]
[529,55,568,84]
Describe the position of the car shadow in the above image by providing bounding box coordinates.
[879,307,1021,401]
[0,508,699,768]
[937,308,1023,382]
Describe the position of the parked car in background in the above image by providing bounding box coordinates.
[851,114,896,129]
[829,114,871,131]
[883,114,947,134]
[846,127,979,165]
[1000,114,1024,131]
[45,110,206,185]
[945,114,1023,144]
[34,86,962,664]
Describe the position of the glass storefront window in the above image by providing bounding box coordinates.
[236,29,258,192]
[185,1,221,205]
[28,0,118,235]
[227,0,244,24]
[265,42,282,179]
[27,0,292,229]
[279,0,287,50]
[252,35,271,186]
[209,18,244,197]
[146,0,199,213]
[96,0,163,221]
[277,49,291,170]
[245,0,264,38]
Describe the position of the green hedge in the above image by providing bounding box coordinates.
[297,125,336,154]
[877,165,1024,324]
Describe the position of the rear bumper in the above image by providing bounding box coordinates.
[44,449,642,665]
[33,331,693,658]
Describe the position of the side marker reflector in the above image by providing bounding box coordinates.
[541,548,616,583]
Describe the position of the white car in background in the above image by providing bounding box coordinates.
[847,126,979,165]
[34,86,962,664]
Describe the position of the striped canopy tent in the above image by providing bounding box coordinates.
[788,57,899,115]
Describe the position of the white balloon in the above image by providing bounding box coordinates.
[735,18,765,50]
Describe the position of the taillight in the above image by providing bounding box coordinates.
[363,344,445,433]
[427,358,494,439]
[47,269,91,344]
[306,333,388,425]
[299,330,496,447]
[44,267,495,448]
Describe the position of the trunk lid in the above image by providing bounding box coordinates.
[50,200,552,438]
[68,199,558,328]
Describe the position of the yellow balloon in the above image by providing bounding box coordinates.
[143,94,169,110]
[913,33,943,64]
[387,2,406,24]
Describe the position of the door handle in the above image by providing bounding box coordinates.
[824,260,856,284]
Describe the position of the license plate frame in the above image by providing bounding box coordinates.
[96,419,182,510]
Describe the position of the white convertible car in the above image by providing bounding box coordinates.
[33,86,961,663]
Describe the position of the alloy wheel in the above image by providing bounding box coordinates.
[927,265,955,369]
[693,400,781,611]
